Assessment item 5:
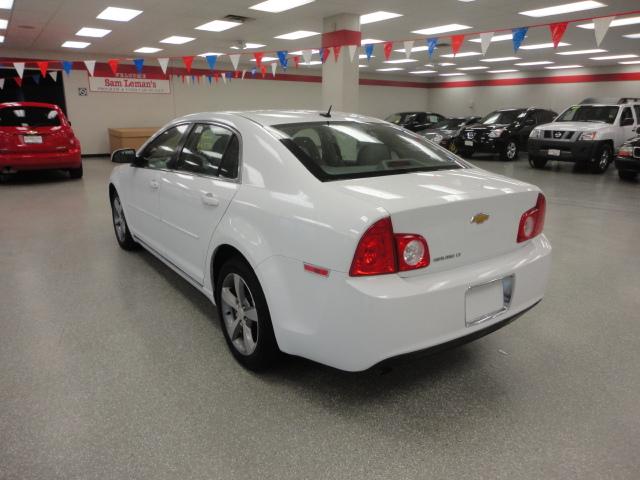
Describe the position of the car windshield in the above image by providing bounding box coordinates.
[479,110,524,125]
[435,119,466,130]
[556,105,619,124]
[0,106,61,127]
[385,112,419,124]
[271,121,464,182]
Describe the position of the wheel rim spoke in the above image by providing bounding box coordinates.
[220,272,259,356]
[244,307,258,322]
[220,287,237,307]
[229,316,243,340]
[242,322,255,351]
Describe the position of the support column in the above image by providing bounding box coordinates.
[321,14,361,113]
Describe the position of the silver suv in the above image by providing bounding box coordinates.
[528,98,640,173]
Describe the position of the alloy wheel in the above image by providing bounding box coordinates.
[506,141,517,160]
[598,149,610,170]
[220,273,259,355]
[112,197,126,242]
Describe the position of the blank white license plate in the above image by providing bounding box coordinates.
[548,148,560,157]
[466,279,505,327]
[24,135,43,144]
[465,140,474,146]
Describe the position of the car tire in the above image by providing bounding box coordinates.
[618,169,638,181]
[110,192,139,251]
[68,165,83,179]
[590,144,612,174]
[529,156,548,169]
[448,142,458,154]
[215,257,279,371]
[500,140,519,161]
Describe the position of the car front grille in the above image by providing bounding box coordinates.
[543,130,575,140]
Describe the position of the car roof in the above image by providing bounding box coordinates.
[0,101,62,109]
[171,110,388,127]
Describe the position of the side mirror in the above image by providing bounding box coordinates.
[111,148,138,165]
[621,117,634,126]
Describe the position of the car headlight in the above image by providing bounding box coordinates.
[530,128,542,139]
[578,131,598,141]
[432,134,443,143]
[488,128,504,138]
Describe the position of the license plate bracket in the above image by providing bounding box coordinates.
[465,275,514,327]
[24,135,43,144]
[464,140,474,147]
[548,148,560,157]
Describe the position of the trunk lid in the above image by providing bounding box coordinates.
[0,125,74,153]
[330,168,541,275]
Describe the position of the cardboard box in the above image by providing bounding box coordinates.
[108,128,158,153]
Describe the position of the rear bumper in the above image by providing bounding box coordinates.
[257,235,552,371]
[0,149,82,172]
[528,138,601,163]
[454,136,505,154]
[614,156,640,172]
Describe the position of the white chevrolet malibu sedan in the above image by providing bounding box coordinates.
[108,110,551,372]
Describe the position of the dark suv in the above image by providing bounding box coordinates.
[454,107,557,161]
[385,111,446,132]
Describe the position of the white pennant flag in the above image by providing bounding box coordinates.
[157,58,169,75]
[348,44,358,63]
[0,78,4,90]
[241,69,247,79]
[403,40,414,59]
[271,62,277,77]
[49,71,58,81]
[302,49,313,63]
[229,54,241,71]
[13,62,25,79]
[479,32,494,55]
[594,16,614,46]
[222,73,227,84]
[84,60,96,76]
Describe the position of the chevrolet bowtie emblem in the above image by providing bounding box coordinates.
[471,213,490,224]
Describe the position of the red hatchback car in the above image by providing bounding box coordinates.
[0,102,82,178]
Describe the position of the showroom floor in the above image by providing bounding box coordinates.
[1,157,639,480]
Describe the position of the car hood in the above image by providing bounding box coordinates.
[464,123,510,132]
[423,128,456,137]
[538,121,610,132]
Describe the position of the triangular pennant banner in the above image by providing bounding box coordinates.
[320,47,330,64]
[260,65,267,78]
[229,54,240,71]
[222,73,227,84]
[234,70,240,78]
[242,69,247,79]
[182,56,194,73]
[0,78,4,90]
[403,40,414,59]
[84,60,96,76]
[254,52,264,69]
[36,61,49,77]
[49,71,58,82]
[133,58,144,74]
[108,59,119,75]
[427,38,438,58]
[205,55,218,71]
[293,55,300,68]
[271,62,277,77]
[14,77,22,87]
[383,42,393,61]
[348,44,358,63]
[479,32,494,55]
[207,75,212,84]
[251,67,257,77]
[62,61,73,75]
[158,58,169,75]
[549,22,568,48]
[13,62,25,79]
[32,74,40,85]
[364,43,375,61]
[511,27,528,52]
[277,50,288,70]
[594,16,614,47]
[214,72,220,83]
[302,49,313,63]
[451,35,465,56]
[333,46,341,62]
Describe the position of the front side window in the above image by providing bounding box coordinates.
[272,121,464,182]
[0,107,61,127]
[141,124,189,170]
[620,107,634,125]
[176,124,235,176]
[556,105,619,124]
[480,110,524,125]
[426,114,441,124]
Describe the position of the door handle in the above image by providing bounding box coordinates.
[149,179,159,190]
[201,192,220,207]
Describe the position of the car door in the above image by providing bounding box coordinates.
[155,123,241,284]
[126,124,189,253]
[618,106,637,148]
[517,110,537,144]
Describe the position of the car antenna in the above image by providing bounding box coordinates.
[320,105,332,118]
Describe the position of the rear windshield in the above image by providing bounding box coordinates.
[556,105,619,124]
[480,110,524,125]
[271,121,464,182]
[0,106,61,127]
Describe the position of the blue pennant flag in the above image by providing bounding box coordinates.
[205,55,217,70]
[511,27,528,52]
[277,50,288,70]
[427,38,438,58]
[133,58,144,74]
[207,75,212,84]
[364,44,374,61]
[33,74,40,85]
[62,60,73,75]
[251,67,257,77]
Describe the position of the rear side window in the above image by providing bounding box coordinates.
[620,107,633,125]
[0,106,61,127]
[634,105,640,122]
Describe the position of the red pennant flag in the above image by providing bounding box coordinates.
[14,76,22,87]
[108,59,119,75]
[254,52,264,69]
[451,35,465,56]
[293,55,300,68]
[36,61,49,77]
[234,70,240,78]
[321,48,330,64]
[383,42,393,60]
[260,65,267,78]
[214,72,219,83]
[182,56,194,73]
[333,46,342,62]
[549,22,568,48]
[181,74,185,83]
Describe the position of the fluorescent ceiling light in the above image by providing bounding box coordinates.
[394,45,429,53]
[620,60,640,64]
[457,66,488,70]
[198,52,224,57]
[557,48,606,55]
[412,24,472,36]
[290,49,319,55]
[377,67,404,71]
[590,54,638,60]
[97,6,142,22]
[0,35,4,42]
[545,64,582,69]
[438,62,456,66]
[384,58,418,64]
[359,54,375,59]
[480,56,520,62]
[135,47,162,53]
[0,18,6,29]
[76,27,111,37]
[195,20,241,32]
[62,40,90,48]
[578,16,640,29]
[410,70,437,74]
[488,69,519,73]
[469,33,514,43]
[361,38,384,45]
[441,51,481,58]
[439,72,465,76]
[231,43,266,49]
[520,42,570,50]
[275,30,319,40]
[250,0,315,13]
[358,64,368,68]
[515,61,554,66]
[160,36,195,44]
[251,56,278,61]
[520,1,605,17]
[0,0,12,9]
[623,33,640,39]
[360,11,402,25]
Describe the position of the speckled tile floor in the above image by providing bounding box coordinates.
[1,156,639,480]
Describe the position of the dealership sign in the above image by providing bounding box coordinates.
[89,73,171,94]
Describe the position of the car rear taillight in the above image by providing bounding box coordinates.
[617,145,633,158]
[517,193,546,243]
[349,217,430,276]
